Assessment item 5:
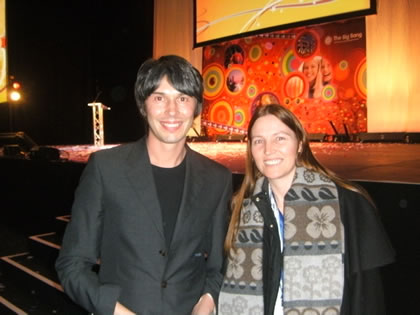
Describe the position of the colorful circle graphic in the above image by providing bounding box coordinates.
[283,73,306,98]
[204,46,216,60]
[234,108,246,127]
[202,64,224,99]
[226,66,246,95]
[247,84,258,98]
[294,31,319,60]
[354,57,367,99]
[249,45,262,62]
[251,92,280,114]
[209,100,234,127]
[334,60,350,81]
[339,60,348,70]
[322,84,337,101]
[294,97,304,105]
[265,42,273,50]
[281,49,300,76]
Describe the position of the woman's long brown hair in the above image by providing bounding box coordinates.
[224,104,374,253]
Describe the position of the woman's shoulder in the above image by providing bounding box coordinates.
[336,183,395,270]
[334,181,370,203]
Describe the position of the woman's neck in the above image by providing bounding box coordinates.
[268,167,297,212]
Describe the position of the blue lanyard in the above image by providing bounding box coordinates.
[269,184,284,252]
[279,211,285,252]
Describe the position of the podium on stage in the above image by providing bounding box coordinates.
[88,102,110,146]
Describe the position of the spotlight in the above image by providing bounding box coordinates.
[9,80,23,102]
[10,90,21,101]
[12,82,21,90]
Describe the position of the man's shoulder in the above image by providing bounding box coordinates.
[188,147,231,175]
[91,139,144,161]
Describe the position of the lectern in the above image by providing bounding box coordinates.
[88,102,111,146]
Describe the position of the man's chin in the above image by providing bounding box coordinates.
[158,133,188,144]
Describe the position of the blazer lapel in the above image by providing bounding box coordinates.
[170,146,206,245]
[125,138,165,240]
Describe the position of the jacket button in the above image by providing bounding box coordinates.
[159,250,166,256]
[255,197,260,202]
[161,281,167,288]
[269,224,274,229]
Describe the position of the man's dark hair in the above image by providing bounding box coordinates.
[134,55,204,118]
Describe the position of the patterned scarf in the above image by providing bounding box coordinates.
[219,167,344,315]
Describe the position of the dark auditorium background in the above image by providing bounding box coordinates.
[0,0,154,145]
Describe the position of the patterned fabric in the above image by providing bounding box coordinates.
[218,178,265,315]
[218,167,344,315]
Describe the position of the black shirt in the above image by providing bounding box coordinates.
[152,158,186,246]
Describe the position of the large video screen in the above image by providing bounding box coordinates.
[194,0,376,47]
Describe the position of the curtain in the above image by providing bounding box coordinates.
[366,0,420,132]
[153,0,202,71]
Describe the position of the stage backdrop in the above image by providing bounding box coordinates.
[201,17,367,137]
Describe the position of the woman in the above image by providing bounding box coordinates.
[320,57,333,86]
[301,57,323,98]
[218,104,394,315]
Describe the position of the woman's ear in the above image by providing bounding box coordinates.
[296,143,303,166]
[298,142,303,154]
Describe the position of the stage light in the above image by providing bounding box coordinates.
[12,82,21,90]
[9,80,23,102]
[10,90,21,101]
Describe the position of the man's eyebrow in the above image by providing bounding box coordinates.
[151,91,183,95]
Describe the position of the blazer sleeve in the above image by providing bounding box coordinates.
[203,169,232,306]
[338,185,395,315]
[55,153,121,314]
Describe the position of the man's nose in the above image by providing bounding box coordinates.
[165,98,178,115]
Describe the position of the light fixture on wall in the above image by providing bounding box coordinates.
[7,76,24,131]
[9,80,22,102]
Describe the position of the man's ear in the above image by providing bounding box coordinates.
[140,108,146,117]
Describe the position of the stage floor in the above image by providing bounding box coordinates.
[54,142,420,185]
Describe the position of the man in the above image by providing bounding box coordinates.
[56,55,232,315]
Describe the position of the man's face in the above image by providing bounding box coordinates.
[145,76,196,145]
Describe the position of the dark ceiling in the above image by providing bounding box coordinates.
[2,0,154,145]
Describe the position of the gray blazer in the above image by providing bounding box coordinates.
[56,137,232,314]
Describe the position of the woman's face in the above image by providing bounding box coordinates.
[302,59,319,83]
[251,114,300,185]
[321,58,332,82]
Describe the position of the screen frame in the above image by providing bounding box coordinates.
[193,0,376,47]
